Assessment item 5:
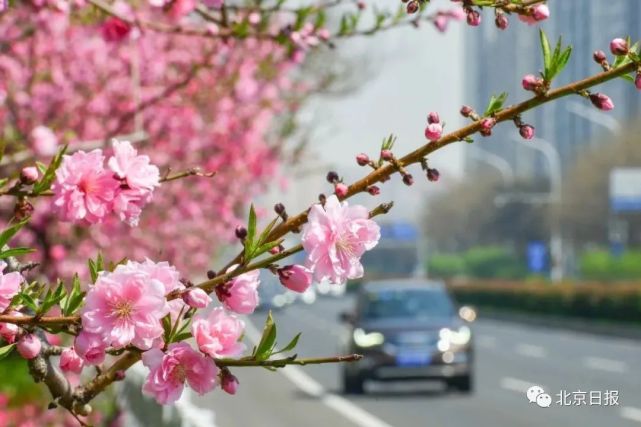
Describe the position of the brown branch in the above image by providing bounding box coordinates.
[215,353,362,367]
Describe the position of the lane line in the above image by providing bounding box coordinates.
[476,335,496,348]
[621,407,641,423]
[245,320,393,427]
[500,377,545,394]
[515,343,546,358]
[583,356,627,373]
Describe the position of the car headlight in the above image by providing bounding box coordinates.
[439,326,471,346]
[353,328,385,347]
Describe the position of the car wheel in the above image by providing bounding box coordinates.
[448,374,473,393]
[343,372,365,395]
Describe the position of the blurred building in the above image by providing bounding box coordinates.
[464,1,641,179]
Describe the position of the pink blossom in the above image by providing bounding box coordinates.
[59,347,84,374]
[30,126,58,157]
[277,265,312,293]
[532,4,550,21]
[424,123,443,141]
[20,166,39,184]
[589,93,614,111]
[301,195,380,284]
[335,183,349,198]
[52,149,119,225]
[0,320,19,344]
[182,288,211,309]
[191,307,245,358]
[17,334,41,359]
[142,342,218,405]
[74,331,107,365]
[215,268,260,314]
[202,0,224,7]
[101,17,131,42]
[0,263,23,312]
[81,265,168,350]
[635,73,641,91]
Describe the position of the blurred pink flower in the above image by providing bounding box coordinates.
[59,347,84,374]
[191,307,245,358]
[17,334,41,359]
[142,342,218,404]
[215,268,260,314]
[81,265,168,350]
[108,140,160,193]
[52,149,119,225]
[30,126,58,157]
[183,287,211,309]
[0,262,23,312]
[74,331,108,365]
[301,195,380,284]
[277,265,312,293]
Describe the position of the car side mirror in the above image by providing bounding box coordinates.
[458,305,477,323]
[339,311,355,324]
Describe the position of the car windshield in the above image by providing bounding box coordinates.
[361,288,455,320]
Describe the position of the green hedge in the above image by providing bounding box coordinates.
[449,280,641,324]
[428,246,527,280]
[580,250,641,281]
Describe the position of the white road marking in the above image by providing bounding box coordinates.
[515,343,546,358]
[245,321,393,427]
[500,377,545,393]
[621,407,641,423]
[583,356,627,373]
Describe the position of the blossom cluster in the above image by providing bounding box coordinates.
[52,140,160,227]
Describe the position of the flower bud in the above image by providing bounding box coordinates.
[427,111,440,124]
[20,166,39,184]
[278,265,312,293]
[402,174,414,186]
[326,171,339,183]
[60,347,84,374]
[519,124,535,140]
[17,334,41,359]
[531,4,549,21]
[495,13,508,30]
[235,226,248,240]
[466,10,481,26]
[426,168,440,182]
[480,117,496,131]
[367,185,380,196]
[357,0,366,10]
[114,370,126,381]
[221,370,239,395]
[334,183,348,197]
[522,74,542,91]
[380,149,393,161]
[207,270,216,279]
[593,50,607,64]
[356,153,370,166]
[274,203,286,215]
[0,321,19,344]
[460,105,473,117]
[635,73,641,91]
[183,288,212,309]
[610,38,628,56]
[589,93,614,111]
[424,123,443,142]
[406,1,418,14]
[269,245,283,255]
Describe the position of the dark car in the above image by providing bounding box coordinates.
[339,280,475,394]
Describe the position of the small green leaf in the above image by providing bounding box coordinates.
[173,332,192,342]
[540,29,552,80]
[254,311,277,361]
[253,239,284,258]
[0,247,35,259]
[484,92,508,116]
[0,344,16,361]
[19,293,38,312]
[32,145,68,194]
[273,332,301,355]
[0,220,28,250]
[257,217,279,246]
[62,274,84,316]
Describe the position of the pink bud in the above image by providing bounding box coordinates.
[317,28,331,41]
[278,265,312,293]
[380,149,393,161]
[466,10,481,26]
[522,74,541,91]
[367,185,380,196]
[460,105,473,117]
[334,183,348,198]
[433,16,448,33]
[519,124,535,140]
[589,93,614,111]
[427,111,440,124]
[0,321,19,344]
[532,4,549,21]
[402,174,414,186]
[610,38,628,56]
[427,168,440,182]
[20,166,39,184]
[182,288,212,309]
[480,117,496,131]
[593,50,607,64]
[495,13,508,30]
[635,73,641,91]
[60,347,84,374]
[221,371,239,395]
[406,0,418,14]
[74,331,107,365]
[101,17,131,43]
[424,123,443,142]
[356,153,370,166]
[17,334,41,359]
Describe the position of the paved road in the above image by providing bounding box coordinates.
[195,296,641,427]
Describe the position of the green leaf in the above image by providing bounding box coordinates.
[539,29,552,80]
[32,145,67,194]
[244,205,258,261]
[173,332,192,342]
[19,293,38,312]
[0,344,16,361]
[61,274,84,316]
[0,247,35,259]
[39,282,66,315]
[273,332,301,355]
[483,92,508,116]
[257,217,279,246]
[254,311,277,361]
[0,220,28,250]
[253,239,284,258]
